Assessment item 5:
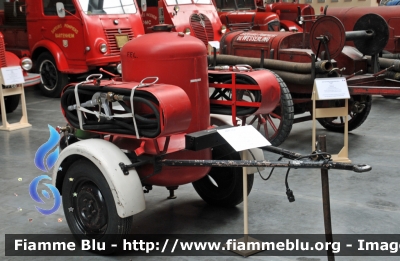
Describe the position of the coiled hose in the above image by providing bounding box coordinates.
[61,85,161,138]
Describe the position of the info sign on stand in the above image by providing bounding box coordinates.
[217,125,270,256]
[312,77,351,163]
[0,66,31,131]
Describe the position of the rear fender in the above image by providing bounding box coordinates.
[52,139,145,218]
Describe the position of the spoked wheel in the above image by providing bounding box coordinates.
[0,95,20,114]
[317,95,372,132]
[192,144,254,207]
[62,159,133,254]
[245,72,294,147]
[37,52,68,98]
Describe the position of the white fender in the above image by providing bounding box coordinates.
[210,114,266,174]
[52,139,145,218]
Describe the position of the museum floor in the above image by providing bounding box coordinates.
[1,87,399,261]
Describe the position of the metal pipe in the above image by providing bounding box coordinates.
[366,56,400,72]
[207,54,333,74]
[382,53,400,60]
[318,135,335,261]
[271,70,335,85]
[159,159,371,172]
[385,71,400,81]
[345,30,374,41]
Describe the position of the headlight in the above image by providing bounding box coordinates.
[117,63,122,74]
[100,43,107,53]
[21,57,33,71]
[184,28,191,35]
[221,25,227,34]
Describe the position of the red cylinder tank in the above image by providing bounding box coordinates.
[121,32,210,134]
[120,32,212,186]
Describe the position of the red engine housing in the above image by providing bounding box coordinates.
[220,30,310,62]
[119,32,211,186]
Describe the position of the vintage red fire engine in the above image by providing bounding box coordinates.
[0,0,144,97]
[212,0,280,31]
[140,0,225,46]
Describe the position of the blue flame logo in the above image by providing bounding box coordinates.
[29,175,61,215]
[30,125,61,215]
[34,125,60,172]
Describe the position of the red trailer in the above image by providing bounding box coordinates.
[53,30,371,253]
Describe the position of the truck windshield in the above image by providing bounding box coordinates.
[216,0,255,11]
[235,0,256,10]
[165,0,211,5]
[78,0,137,15]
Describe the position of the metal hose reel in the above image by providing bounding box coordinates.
[309,14,389,60]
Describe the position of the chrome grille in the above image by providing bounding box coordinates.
[190,14,214,46]
[104,28,134,55]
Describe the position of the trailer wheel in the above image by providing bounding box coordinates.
[247,71,293,146]
[192,144,254,207]
[317,95,372,132]
[62,159,133,254]
[37,52,68,98]
[0,95,20,114]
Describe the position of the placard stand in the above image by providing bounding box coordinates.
[311,78,350,163]
[0,67,31,131]
[227,150,263,257]
[217,126,270,257]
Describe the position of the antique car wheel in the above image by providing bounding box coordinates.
[62,159,133,254]
[0,95,20,114]
[37,52,68,98]
[192,144,254,207]
[317,95,372,132]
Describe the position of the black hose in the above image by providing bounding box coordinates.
[61,85,161,138]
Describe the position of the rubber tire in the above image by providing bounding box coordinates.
[36,52,68,98]
[262,71,294,147]
[0,95,20,114]
[62,159,133,254]
[192,144,254,207]
[317,95,372,132]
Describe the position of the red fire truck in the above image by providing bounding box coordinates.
[140,0,225,46]
[212,0,313,32]
[0,32,40,114]
[212,0,280,31]
[0,0,144,97]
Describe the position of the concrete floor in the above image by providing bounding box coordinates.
[1,87,400,261]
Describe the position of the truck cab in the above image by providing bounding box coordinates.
[213,0,280,32]
[264,1,315,32]
[0,0,145,97]
[141,0,226,47]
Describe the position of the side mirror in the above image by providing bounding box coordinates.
[56,2,66,18]
[141,0,147,12]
